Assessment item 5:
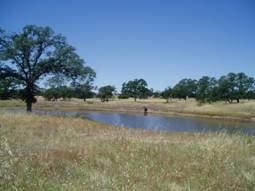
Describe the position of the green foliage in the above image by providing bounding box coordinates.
[74,82,94,101]
[161,87,172,102]
[151,90,161,98]
[218,73,239,103]
[0,77,18,100]
[196,76,218,103]
[217,73,255,103]
[43,87,61,101]
[98,85,116,102]
[172,79,197,100]
[43,86,74,101]
[45,75,66,88]
[120,79,150,101]
[60,86,74,100]
[167,73,255,103]
[0,25,95,111]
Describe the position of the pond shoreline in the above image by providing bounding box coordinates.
[2,105,255,123]
[22,109,255,135]
[83,108,255,123]
[1,99,255,122]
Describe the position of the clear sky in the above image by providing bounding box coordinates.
[1,0,255,91]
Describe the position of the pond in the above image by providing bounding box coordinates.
[34,110,255,135]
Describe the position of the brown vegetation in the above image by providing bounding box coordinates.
[0,111,255,190]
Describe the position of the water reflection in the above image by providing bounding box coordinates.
[34,110,255,135]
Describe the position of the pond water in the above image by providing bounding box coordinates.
[34,110,255,135]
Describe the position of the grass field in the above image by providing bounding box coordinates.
[1,98,255,121]
[0,111,255,190]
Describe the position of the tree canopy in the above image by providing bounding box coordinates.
[0,25,95,111]
[0,77,18,99]
[73,81,95,101]
[172,79,197,100]
[196,76,218,103]
[217,73,255,103]
[97,85,116,102]
[161,87,172,103]
[120,79,150,101]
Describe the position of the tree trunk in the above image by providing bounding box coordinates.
[134,97,137,102]
[236,98,239,103]
[26,100,32,112]
[25,84,34,112]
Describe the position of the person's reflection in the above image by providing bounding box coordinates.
[144,107,148,116]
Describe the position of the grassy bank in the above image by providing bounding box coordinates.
[1,98,255,121]
[0,111,255,190]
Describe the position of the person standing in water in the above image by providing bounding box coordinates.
[144,107,148,116]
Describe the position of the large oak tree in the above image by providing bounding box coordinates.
[0,25,95,111]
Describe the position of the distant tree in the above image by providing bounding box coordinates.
[217,73,254,103]
[43,87,61,101]
[247,89,255,100]
[235,73,254,102]
[72,68,96,101]
[0,25,95,111]
[59,86,73,100]
[98,85,115,102]
[196,76,218,103]
[161,87,172,103]
[43,86,75,101]
[120,79,149,101]
[172,79,197,100]
[246,78,255,100]
[217,75,231,103]
[147,88,154,97]
[35,87,45,97]
[152,90,161,98]
[118,90,129,99]
[74,82,94,101]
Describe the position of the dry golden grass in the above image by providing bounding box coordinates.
[0,111,255,190]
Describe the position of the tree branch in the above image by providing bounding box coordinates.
[0,66,26,81]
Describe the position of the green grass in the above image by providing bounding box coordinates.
[1,111,255,190]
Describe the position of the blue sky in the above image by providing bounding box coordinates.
[1,0,255,91]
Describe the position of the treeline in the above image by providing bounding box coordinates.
[43,72,255,103]
[118,72,255,103]
[161,72,255,103]
[1,72,255,104]
[43,86,94,101]
[43,85,116,102]
[42,84,116,102]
